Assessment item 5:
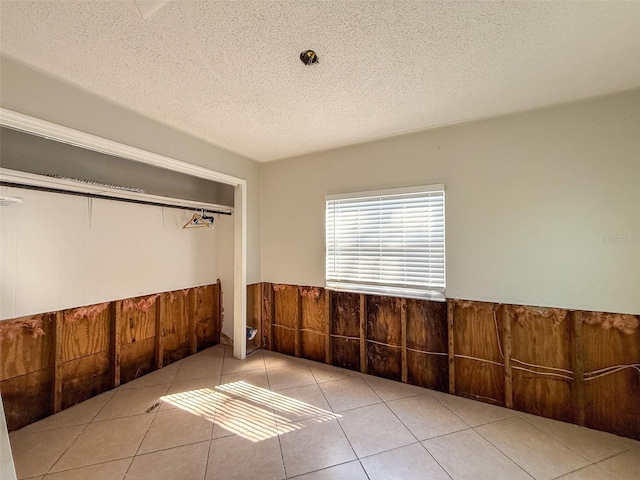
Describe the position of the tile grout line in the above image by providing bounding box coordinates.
[264,357,290,480]
[43,388,121,476]
[271,351,578,479]
[285,459,369,480]
[550,449,636,480]
[189,345,227,480]
[16,346,219,479]
[413,389,537,479]
[265,357,356,462]
[472,422,550,479]
[518,413,633,465]
[39,455,135,478]
[122,384,168,478]
[22,348,636,480]
[204,435,214,480]
[378,396,455,480]
[312,369,370,479]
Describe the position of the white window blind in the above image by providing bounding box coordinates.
[326,185,445,301]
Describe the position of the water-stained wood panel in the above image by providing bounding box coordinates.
[510,306,573,422]
[367,343,402,381]
[406,299,448,391]
[453,302,504,404]
[0,314,55,380]
[212,280,222,346]
[246,283,262,349]
[61,351,111,409]
[61,304,110,362]
[162,290,190,365]
[300,287,326,362]
[258,283,639,441]
[583,312,640,439]
[194,285,218,351]
[330,291,361,371]
[0,368,53,431]
[0,283,221,432]
[120,337,156,384]
[273,284,298,356]
[119,295,158,345]
[262,283,275,350]
[366,296,402,380]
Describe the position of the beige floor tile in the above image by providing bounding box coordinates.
[159,376,220,411]
[271,384,335,423]
[118,362,180,390]
[164,375,220,396]
[15,351,638,480]
[206,435,285,480]
[279,418,356,477]
[361,375,427,402]
[267,364,316,391]
[209,388,255,441]
[43,458,132,480]
[291,461,368,480]
[337,403,415,458]
[219,368,270,390]
[9,425,85,479]
[429,390,518,426]
[521,413,633,463]
[476,417,590,480]
[222,345,234,357]
[180,350,224,366]
[172,357,223,382]
[557,465,618,480]
[360,443,450,480]
[125,441,209,480]
[20,391,114,433]
[195,344,226,358]
[211,386,279,442]
[50,415,153,472]
[167,374,220,392]
[221,350,266,375]
[387,393,468,440]
[138,407,213,454]
[596,448,640,480]
[424,428,533,480]
[624,437,640,449]
[93,384,168,421]
[211,422,237,440]
[318,378,381,412]
[307,362,358,384]
[263,350,306,369]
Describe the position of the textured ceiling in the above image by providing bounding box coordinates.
[1,1,639,162]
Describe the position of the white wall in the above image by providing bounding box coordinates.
[261,90,640,315]
[217,213,235,340]
[1,54,260,332]
[0,54,261,286]
[0,186,222,320]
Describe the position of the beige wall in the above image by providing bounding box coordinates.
[261,90,640,314]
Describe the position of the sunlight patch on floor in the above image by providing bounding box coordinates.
[160,381,340,442]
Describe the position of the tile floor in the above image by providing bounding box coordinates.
[7,345,640,480]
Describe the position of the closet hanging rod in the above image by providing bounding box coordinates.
[0,181,233,216]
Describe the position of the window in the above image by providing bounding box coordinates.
[325,185,445,301]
